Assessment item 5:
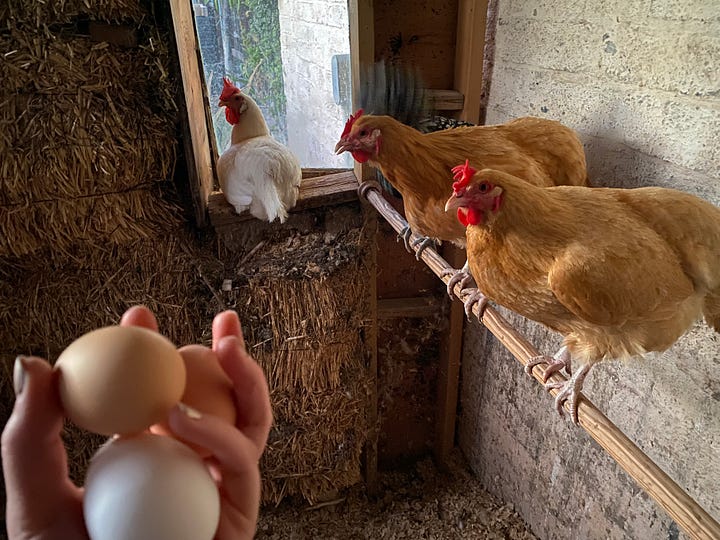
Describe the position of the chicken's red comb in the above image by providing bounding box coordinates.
[451,160,476,193]
[341,109,364,138]
[220,77,241,101]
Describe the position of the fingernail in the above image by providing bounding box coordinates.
[13,356,27,396]
[177,402,202,420]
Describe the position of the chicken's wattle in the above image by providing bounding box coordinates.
[351,150,370,163]
[225,107,240,125]
[458,207,481,227]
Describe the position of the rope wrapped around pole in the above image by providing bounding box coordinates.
[357,180,720,540]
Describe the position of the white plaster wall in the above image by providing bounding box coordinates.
[278,0,353,168]
[459,1,720,538]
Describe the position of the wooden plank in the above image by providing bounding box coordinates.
[425,89,464,111]
[454,0,489,124]
[207,171,358,228]
[436,245,466,465]
[301,168,351,178]
[373,0,457,89]
[349,0,377,494]
[378,296,442,319]
[359,180,720,540]
[169,0,214,227]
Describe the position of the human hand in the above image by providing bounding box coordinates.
[2,306,272,540]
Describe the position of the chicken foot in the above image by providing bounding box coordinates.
[545,362,592,424]
[525,345,572,381]
[462,289,489,319]
[397,226,414,252]
[410,236,437,259]
[396,226,438,259]
[441,260,475,297]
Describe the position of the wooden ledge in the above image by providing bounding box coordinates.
[208,170,359,228]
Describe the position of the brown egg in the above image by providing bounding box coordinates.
[155,344,237,457]
[55,326,186,436]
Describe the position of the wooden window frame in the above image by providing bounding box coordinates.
[169,0,362,228]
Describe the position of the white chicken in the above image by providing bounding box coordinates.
[217,77,301,223]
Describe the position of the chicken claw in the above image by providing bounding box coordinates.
[544,363,591,424]
[525,345,572,381]
[411,236,437,259]
[462,289,489,319]
[441,261,475,297]
[397,226,413,253]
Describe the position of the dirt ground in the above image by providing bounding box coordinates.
[256,449,537,539]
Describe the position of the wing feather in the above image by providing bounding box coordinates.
[548,238,695,326]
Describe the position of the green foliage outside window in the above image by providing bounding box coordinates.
[210,0,287,149]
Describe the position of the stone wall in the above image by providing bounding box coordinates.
[278,0,353,168]
[458,1,720,538]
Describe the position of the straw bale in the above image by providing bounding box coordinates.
[0,29,177,202]
[0,232,222,359]
[226,227,372,504]
[0,0,147,26]
[0,228,226,512]
[0,25,181,258]
[0,188,183,258]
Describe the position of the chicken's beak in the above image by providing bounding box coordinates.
[334,138,353,155]
[218,99,229,108]
[444,194,463,212]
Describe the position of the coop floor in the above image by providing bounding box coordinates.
[256,449,537,539]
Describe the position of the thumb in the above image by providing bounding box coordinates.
[2,356,80,528]
[2,356,64,451]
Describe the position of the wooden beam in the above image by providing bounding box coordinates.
[358,180,720,540]
[348,0,377,494]
[207,171,358,228]
[169,0,214,227]
[454,0,489,124]
[378,296,442,319]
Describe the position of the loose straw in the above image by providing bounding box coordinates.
[358,180,720,540]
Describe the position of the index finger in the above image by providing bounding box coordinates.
[212,310,244,351]
[216,336,272,458]
[120,305,159,332]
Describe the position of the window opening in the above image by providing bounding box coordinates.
[192,0,353,169]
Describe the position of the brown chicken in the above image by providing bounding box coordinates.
[445,163,720,423]
[334,112,588,293]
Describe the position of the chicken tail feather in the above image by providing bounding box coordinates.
[253,174,289,224]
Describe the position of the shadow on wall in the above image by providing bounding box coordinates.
[582,134,720,206]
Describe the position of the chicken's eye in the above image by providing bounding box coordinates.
[479,182,491,193]
[359,129,367,136]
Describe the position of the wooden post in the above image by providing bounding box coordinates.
[435,244,465,465]
[348,0,378,494]
[454,0,489,124]
[169,0,215,227]
[358,180,720,540]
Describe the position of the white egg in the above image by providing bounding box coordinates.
[84,433,220,540]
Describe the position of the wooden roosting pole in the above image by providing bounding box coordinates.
[357,180,720,540]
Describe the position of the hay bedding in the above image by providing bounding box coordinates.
[255,449,537,539]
